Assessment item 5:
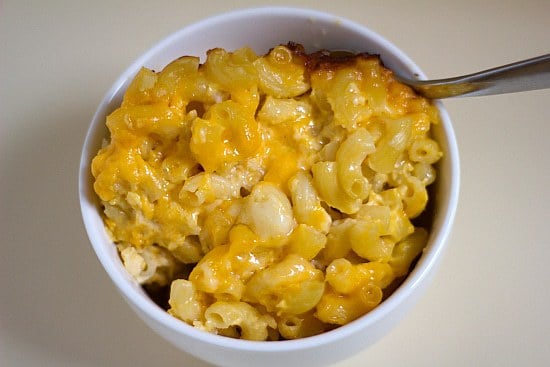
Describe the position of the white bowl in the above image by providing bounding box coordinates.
[79,7,459,367]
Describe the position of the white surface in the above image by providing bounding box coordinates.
[1,1,549,366]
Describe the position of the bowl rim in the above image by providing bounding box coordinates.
[79,5,460,353]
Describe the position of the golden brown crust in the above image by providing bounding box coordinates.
[279,42,380,73]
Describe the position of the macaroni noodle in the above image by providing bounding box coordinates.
[91,43,443,340]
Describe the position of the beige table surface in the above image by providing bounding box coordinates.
[1,1,549,366]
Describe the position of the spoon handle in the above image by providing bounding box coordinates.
[400,54,550,99]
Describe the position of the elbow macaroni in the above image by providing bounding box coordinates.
[91,43,443,340]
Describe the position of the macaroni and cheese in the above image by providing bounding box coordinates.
[91,43,442,340]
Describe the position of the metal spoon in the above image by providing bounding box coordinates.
[393,54,550,99]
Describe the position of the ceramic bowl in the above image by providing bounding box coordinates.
[79,7,459,367]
